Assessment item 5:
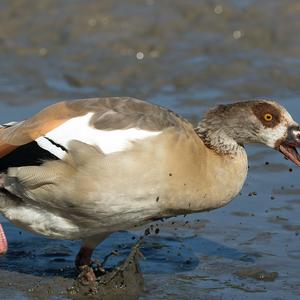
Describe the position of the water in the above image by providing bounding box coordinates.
[1,0,300,299]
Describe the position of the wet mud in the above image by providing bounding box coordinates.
[69,240,143,300]
[1,0,300,299]
[0,232,144,300]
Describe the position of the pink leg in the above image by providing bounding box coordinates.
[0,174,8,254]
[75,246,96,282]
[0,223,7,255]
[75,234,110,282]
[75,246,94,268]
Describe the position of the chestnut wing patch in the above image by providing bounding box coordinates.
[0,121,66,172]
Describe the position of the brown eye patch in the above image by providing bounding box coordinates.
[252,102,281,128]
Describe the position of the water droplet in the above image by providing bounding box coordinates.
[136,51,144,60]
[214,5,223,14]
[233,30,243,39]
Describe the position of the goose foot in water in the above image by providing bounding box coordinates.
[73,238,144,295]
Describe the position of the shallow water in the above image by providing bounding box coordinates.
[1,0,300,299]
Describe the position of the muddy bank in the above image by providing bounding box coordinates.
[0,237,144,300]
[0,270,72,300]
[2,0,300,111]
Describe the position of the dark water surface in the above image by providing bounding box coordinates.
[1,0,300,299]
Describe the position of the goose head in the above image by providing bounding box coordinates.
[197,100,300,166]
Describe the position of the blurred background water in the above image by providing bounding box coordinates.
[1,0,300,299]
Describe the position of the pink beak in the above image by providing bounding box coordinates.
[0,223,7,255]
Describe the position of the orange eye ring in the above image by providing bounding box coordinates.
[264,113,273,121]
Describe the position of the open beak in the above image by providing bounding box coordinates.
[278,125,300,167]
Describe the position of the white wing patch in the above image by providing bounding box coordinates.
[36,112,161,158]
[36,136,66,158]
[0,121,19,128]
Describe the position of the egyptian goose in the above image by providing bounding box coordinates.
[0,97,299,277]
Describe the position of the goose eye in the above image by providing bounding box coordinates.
[264,113,273,121]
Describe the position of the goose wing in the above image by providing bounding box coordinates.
[0,97,187,170]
